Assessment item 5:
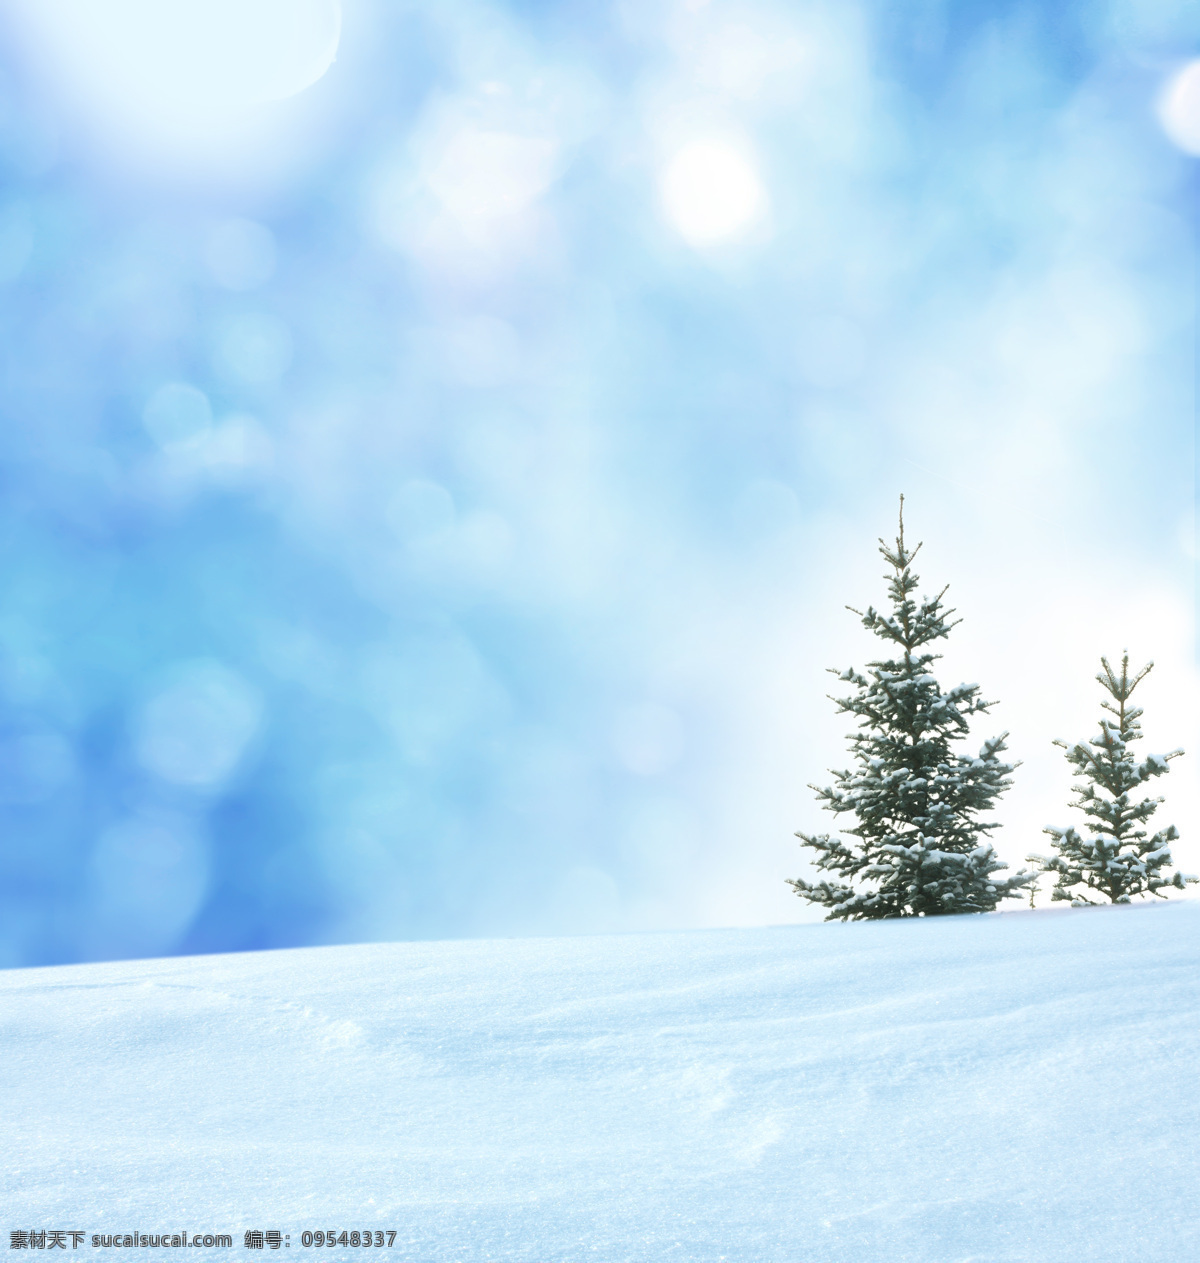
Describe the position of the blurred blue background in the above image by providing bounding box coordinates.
[0,0,1198,966]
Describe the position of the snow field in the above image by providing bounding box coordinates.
[3,902,1199,1261]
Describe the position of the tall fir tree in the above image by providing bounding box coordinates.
[789,498,1034,919]
[1028,653,1196,905]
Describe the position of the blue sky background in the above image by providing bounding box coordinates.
[0,0,1197,967]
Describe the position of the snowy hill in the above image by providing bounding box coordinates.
[4,903,1199,1262]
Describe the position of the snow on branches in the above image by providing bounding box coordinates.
[1029,653,1196,906]
[789,497,1034,919]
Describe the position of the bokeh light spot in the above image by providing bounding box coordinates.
[134,660,263,790]
[205,415,275,485]
[427,129,560,241]
[386,479,456,545]
[0,203,34,283]
[89,811,210,953]
[660,139,765,245]
[213,313,293,386]
[204,218,277,291]
[143,382,213,449]
[1158,60,1200,155]
[8,0,342,141]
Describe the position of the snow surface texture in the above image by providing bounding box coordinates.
[4,904,1200,1262]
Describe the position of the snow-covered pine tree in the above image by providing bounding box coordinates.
[1028,653,1196,906]
[788,497,1034,919]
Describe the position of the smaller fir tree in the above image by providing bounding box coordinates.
[1029,653,1196,906]
[789,498,1034,919]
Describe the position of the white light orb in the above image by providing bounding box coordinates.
[660,139,765,245]
[1158,60,1200,156]
[7,0,341,157]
